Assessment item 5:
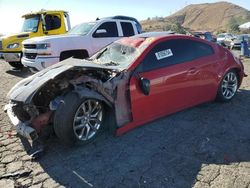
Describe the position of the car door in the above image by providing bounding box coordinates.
[129,38,217,123]
[90,21,120,55]
[44,14,63,35]
[185,40,219,103]
[120,21,135,37]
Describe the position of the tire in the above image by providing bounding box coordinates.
[8,61,24,69]
[53,92,105,146]
[216,70,239,102]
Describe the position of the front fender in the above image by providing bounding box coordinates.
[72,87,113,108]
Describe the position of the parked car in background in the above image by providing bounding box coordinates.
[22,16,141,72]
[230,34,250,50]
[193,31,217,42]
[5,32,245,149]
[217,33,234,46]
[0,10,71,69]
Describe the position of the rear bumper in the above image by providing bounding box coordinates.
[22,56,59,71]
[4,104,38,140]
[0,52,22,62]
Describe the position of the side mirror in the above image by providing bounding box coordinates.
[93,29,108,38]
[139,77,150,96]
[95,29,107,34]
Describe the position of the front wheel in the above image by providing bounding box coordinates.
[216,71,238,102]
[54,93,105,145]
[8,61,24,69]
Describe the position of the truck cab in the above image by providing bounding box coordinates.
[21,16,142,72]
[0,10,71,69]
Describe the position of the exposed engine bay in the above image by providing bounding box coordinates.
[6,61,133,141]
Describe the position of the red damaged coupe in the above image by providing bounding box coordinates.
[5,32,246,148]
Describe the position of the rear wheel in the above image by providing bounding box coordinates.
[8,61,23,69]
[54,93,105,145]
[216,70,238,102]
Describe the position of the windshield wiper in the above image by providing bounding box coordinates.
[86,48,107,61]
[104,61,119,66]
[85,57,93,61]
[96,48,108,59]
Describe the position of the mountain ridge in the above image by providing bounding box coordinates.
[141,1,250,32]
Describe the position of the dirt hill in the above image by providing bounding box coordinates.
[141,1,250,32]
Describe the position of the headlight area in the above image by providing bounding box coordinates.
[5,102,53,158]
[6,101,53,139]
[35,43,52,56]
[7,43,19,49]
[36,43,51,49]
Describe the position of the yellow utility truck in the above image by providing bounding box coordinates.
[0,10,71,68]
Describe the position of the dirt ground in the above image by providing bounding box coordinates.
[0,54,250,188]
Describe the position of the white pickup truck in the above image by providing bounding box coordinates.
[22,16,142,71]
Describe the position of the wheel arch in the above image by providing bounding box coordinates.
[72,87,117,134]
[72,87,112,107]
[59,49,89,61]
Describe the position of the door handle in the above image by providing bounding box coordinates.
[188,68,197,74]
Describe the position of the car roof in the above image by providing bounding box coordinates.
[22,10,67,17]
[193,31,211,34]
[132,31,175,39]
[125,32,212,48]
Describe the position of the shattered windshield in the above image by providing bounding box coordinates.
[68,22,96,35]
[92,42,140,68]
[21,16,40,32]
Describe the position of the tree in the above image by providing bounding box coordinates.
[228,17,240,33]
[165,22,186,34]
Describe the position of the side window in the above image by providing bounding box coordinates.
[139,39,214,72]
[139,39,193,72]
[93,22,118,38]
[192,41,214,59]
[121,22,135,36]
[45,14,61,31]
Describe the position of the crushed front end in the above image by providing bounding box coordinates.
[5,58,133,157]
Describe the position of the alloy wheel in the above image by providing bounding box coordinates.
[221,72,238,100]
[73,99,103,141]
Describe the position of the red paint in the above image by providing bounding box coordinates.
[119,37,146,48]
[115,35,244,136]
[31,111,53,133]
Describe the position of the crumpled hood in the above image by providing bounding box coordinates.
[23,34,86,44]
[7,58,122,103]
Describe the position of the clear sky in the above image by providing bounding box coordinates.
[0,0,249,34]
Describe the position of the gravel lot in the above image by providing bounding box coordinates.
[0,54,250,188]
